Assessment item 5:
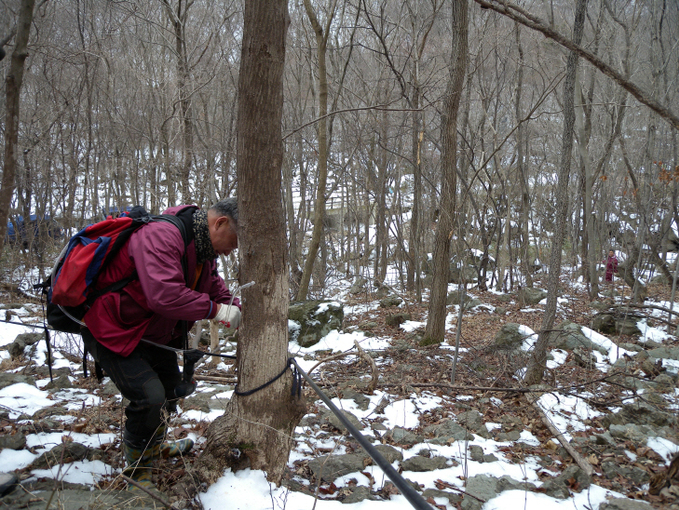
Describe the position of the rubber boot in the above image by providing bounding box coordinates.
[122,430,160,491]
[154,423,194,459]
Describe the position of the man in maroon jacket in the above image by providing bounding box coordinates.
[81,198,241,490]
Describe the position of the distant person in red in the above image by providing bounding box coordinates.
[604,249,618,282]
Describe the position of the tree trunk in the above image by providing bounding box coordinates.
[296,0,335,301]
[0,0,35,254]
[524,0,587,386]
[178,0,305,497]
[423,0,468,345]
[409,93,423,300]
[574,79,599,298]
[515,23,533,288]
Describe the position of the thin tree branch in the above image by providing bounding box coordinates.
[472,0,679,131]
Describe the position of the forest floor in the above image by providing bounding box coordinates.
[0,274,677,509]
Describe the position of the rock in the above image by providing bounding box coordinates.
[548,321,609,354]
[541,465,591,499]
[448,264,478,284]
[591,314,617,334]
[386,426,423,446]
[318,408,364,433]
[338,389,371,411]
[349,277,367,295]
[647,346,679,361]
[0,432,26,450]
[23,366,70,379]
[44,375,74,391]
[372,445,403,464]
[373,281,390,299]
[30,442,91,470]
[616,318,642,336]
[460,474,500,510]
[424,419,473,443]
[603,402,677,428]
[7,333,43,360]
[99,379,120,396]
[608,424,653,444]
[497,475,536,492]
[495,430,521,442]
[0,472,17,496]
[308,445,403,482]
[422,488,462,506]
[601,461,650,486]
[457,410,490,438]
[468,445,498,463]
[7,341,25,359]
[594,431,617,447]
[518,287,547,305]
[599,497,653,510]
[571,346,597,368]
[341,485,373,504]
[358,321,379,334]
[492,323,526,351]
[400,455,449,472]
[0,373,35,390]
[379,295,403,308]
[0,487,168,510]
[288,300,344,348]
[385,313,411,328]
[15,332,43,346]
[446,292,482,310]
[651,373,675,392]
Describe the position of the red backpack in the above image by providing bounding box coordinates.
[39,207,193,333]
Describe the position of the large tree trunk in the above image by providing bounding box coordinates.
[423,0,468,345]
[177,0,305,498]
[524,0,587,386]
[0,0,35,254]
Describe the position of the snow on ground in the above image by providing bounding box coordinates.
[0,289,673,510]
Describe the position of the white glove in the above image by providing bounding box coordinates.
[215,304,241,331]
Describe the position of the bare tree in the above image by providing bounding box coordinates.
[423,0,468,345]
[524,0,587,386]
[0,0,34,255]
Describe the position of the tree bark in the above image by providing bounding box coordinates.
[524,0,587,386]
[0,0,35,254]
[176,0,305,499]
[423,0,468,345]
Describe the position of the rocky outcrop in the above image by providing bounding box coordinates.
[289,300,344,347]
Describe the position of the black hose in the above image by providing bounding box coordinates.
[290,359,434,510]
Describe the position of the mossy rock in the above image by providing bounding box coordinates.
[288,300,344,348]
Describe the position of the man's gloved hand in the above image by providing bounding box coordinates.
[215,303,241,331]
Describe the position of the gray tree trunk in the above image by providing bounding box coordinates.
[177,0,305,498]
[0,0,35,254]
[524,0,587,386]
[423,0,468,345]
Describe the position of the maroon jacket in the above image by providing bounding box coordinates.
[604,255,618,282]
[84,206,238,356]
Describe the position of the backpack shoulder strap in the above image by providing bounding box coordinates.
[152,206,197,249]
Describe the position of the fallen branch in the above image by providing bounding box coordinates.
[378,371,627,395]
[307,350,357,376]
[526,394,594,476]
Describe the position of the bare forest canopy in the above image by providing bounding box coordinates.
[1,0,678,296]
